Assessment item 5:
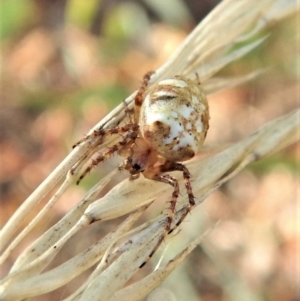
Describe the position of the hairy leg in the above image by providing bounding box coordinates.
[73,123,139,148]
[134,71,154,122]
[140,161,195,266]
[76,125,139,184]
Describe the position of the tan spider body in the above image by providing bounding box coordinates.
[139,75,209,162]
[74,71,209,264]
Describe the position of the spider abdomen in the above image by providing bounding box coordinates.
[139,75,209,162]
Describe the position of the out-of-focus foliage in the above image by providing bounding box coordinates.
[0,0,33,41]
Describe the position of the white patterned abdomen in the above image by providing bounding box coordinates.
[139,76,209,162]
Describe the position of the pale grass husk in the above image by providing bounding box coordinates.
[0,0,299,300]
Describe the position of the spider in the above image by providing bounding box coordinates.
[74,71,209,263]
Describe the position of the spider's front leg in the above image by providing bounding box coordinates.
[140,161,195,267]
[73,127,106,149]
[76,124,139,184]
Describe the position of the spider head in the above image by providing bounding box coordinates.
[120,158,142,175]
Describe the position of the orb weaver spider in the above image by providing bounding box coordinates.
[74,71,209,263]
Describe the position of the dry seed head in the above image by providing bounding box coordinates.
[139,75,209,162]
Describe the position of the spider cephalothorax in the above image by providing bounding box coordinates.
[74,71,209,262]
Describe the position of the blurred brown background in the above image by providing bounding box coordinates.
[0,0,299,300]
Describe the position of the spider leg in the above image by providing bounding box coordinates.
[134,71,154,122]
[73,123,139,148]
[140,162,195,267]
[167,163,195,231]
[76,124,139,184]
[73,127,105,148]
